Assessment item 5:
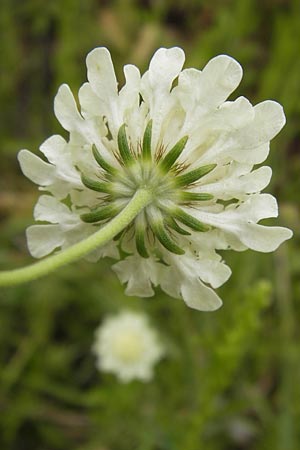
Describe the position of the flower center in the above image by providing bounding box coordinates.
[79,122,216,257]
[112,332,144,363]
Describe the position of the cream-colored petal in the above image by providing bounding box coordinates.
[113,256,159,297]
[236,193,278,221]
[86,47,121,132]
[26,224,65,258]
[159,258,224,311]
[141,47,185,148]
[195,259,232,289]
[78,82,103,118]
[196,165,272,200]
[177,55,242,113]
[33,195,73,223]
[39,134,67,164]
[237,223,293,252]
[232,100,286,149]
[18,150,56,185]
[54,84,84,132]
[182,97,254,165]
[181,278,223,311]
[200,55,243,107]
[86,47,118,101]
[119,64,141,110]
[148,47,185,92]
[159,250,228,311]
[192,194,292,252]
[175,68,202,110]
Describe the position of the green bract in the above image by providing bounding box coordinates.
[80,125,214,257]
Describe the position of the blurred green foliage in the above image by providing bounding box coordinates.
[0,0,299,449]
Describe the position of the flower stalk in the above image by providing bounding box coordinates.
[0,189,153,287]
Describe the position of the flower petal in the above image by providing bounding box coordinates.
[140,47,185,148]
[181,278,223,311]
[237,223,293,252]
[148,47,185,93]
[85,47,121,132]
[195,259,232,289]
[18,150,56,185]
[86,47,118,101]
[175,68,202,111]
[78,82,103,118]
[229,143,271,165]
[86,241,119,262]
[183,97,255,165]
[236,193,278,221]
[159,258,224,311]
[233,100,286,149]
[200,55,243,107]
[33,195,74,223]
[39,134,67,164]
[113,256,159,297]
[54,84,84,132]
[176,55,242,113]
[193,194,293,252]
[26,224,65,258]
[119,64,141,110]
[197,165,272,200]
[194,99,281,165]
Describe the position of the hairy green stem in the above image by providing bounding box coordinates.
[0,189,153,287]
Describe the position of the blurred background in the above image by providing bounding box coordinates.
[0,0,299,449]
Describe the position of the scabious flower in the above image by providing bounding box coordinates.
[93,310,165,382]
[18,47,292,311]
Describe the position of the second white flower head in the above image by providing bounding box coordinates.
[93,310,165,382]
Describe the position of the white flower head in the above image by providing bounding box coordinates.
[19,47,292,311]
[93,310,165,382]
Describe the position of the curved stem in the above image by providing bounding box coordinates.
[0,189,153,287]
